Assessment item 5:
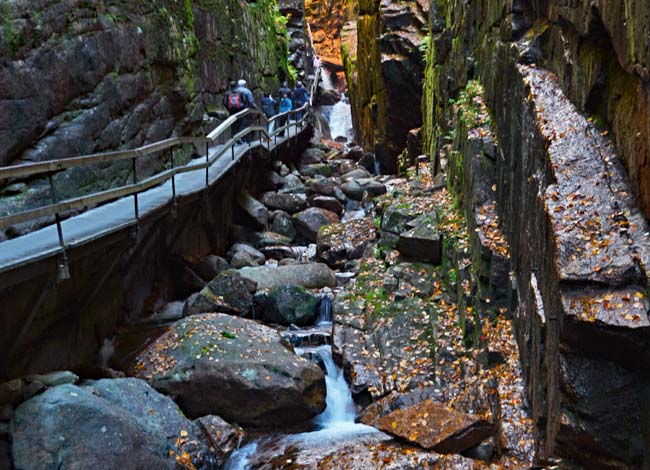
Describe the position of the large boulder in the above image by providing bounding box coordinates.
[380,203,420,234]
[193,255,229,282]
[261,192,308,213]
[254,285,320,326]
[310,195,343,215]
[317,218,377,268]
[227,243,266,265]
[238,263,337,289]
[11,378,219,470]
[293,207,340,242]
[184,271,257,317]
[131,314,326,426]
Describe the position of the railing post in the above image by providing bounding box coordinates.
[205,140,209,188]
[132,156,140,242]
[169,148,177,218]
[48,173,70,281]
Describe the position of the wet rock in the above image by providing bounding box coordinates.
[11,378,217,470]
[268,171,284,188]
[317,218,376,268]
[293,207,340,242]
[310,195,343,215]
[279,174,307,194]
[357,178,387,196]
[381,203,420,234]
[253,231,294,249]
[254,285,320,326]
[361,397,495,453]
[238,191,269,229]
[238,263,337,290]
[301,148,326,165]
[270,211,297,240]
[340,180,365,200]
[26,371,78,388]
[341,168,371,181]
[230,251,260,269]
[131,314,326,426]
[227,243,266,265]
[184,271,256,317]
[194,255,230,282]
[0,380,23,406]
[195,415,246,466]
[261,192,308,214]
[300,164,333,178]
[396,213,442,264]
[307,178,337,197]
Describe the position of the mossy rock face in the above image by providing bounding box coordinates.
[255,285,320,326]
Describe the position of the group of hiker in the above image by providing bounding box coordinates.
[222,79,310,142]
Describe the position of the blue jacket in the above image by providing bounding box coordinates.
[235,86,256,109]
[292,86,309,106]
[279,97,292,114]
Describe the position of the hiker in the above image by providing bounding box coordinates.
[278,81,292,99]
[236,79,256,141]
[223,81,246,143]
[292,81,309,120]
[261,92,277,137]
[278,92,292,137]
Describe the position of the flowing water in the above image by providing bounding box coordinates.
[224,328,377,470]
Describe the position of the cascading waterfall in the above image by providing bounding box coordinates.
[327,98,354,144]
[317,294,332,325]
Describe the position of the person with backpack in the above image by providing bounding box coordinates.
[261,93,277,137]
[223,81,246,144]
[278,92,292,137]
[235,79,256,142]
[292,81,309,121]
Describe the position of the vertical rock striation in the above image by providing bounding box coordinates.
[342,0,429,173]
[421,0,650,467]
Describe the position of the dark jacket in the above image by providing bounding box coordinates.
[292,85,309,106]
[261,96,276,118]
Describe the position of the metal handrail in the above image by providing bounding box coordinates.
[0,71,321,239]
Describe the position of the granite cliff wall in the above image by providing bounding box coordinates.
[421,0,650,467]
[0,0,290,236]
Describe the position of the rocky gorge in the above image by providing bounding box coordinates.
[1,0,649,468]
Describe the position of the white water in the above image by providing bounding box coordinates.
[328,99,354,143]
[224,346,376,469]
[98,337,116,368]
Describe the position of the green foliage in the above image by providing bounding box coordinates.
[418,35,431,60]
[221,331,237,339]
[449,80,491,129]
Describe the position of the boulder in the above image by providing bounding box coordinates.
[357,178,387,196]
[253,231,293,248]
[194,255,229,282]
[230,251,260,269]
[317,218,377,268]
[310,195,343,215]
[360,396,495,454]
[340,180,365,200]
[270,211,297,240]
[380,203,420,234]
[237,191,268,228]
[227,243,266,265]
[26,371,79,388]
[238,263,337,290]
[11,378,217,470]
[279,174,306,194]
[300,164,333,178]
[293,207,340,242]
[184,271,256,317]
[341,168,371,181]
[268,171,284,188]
[301,148,326,165]
[396,214,442,264]
[254,285,320,326]
[261,192,308,214]
[131,314,326,426]
[307,179,337,197]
